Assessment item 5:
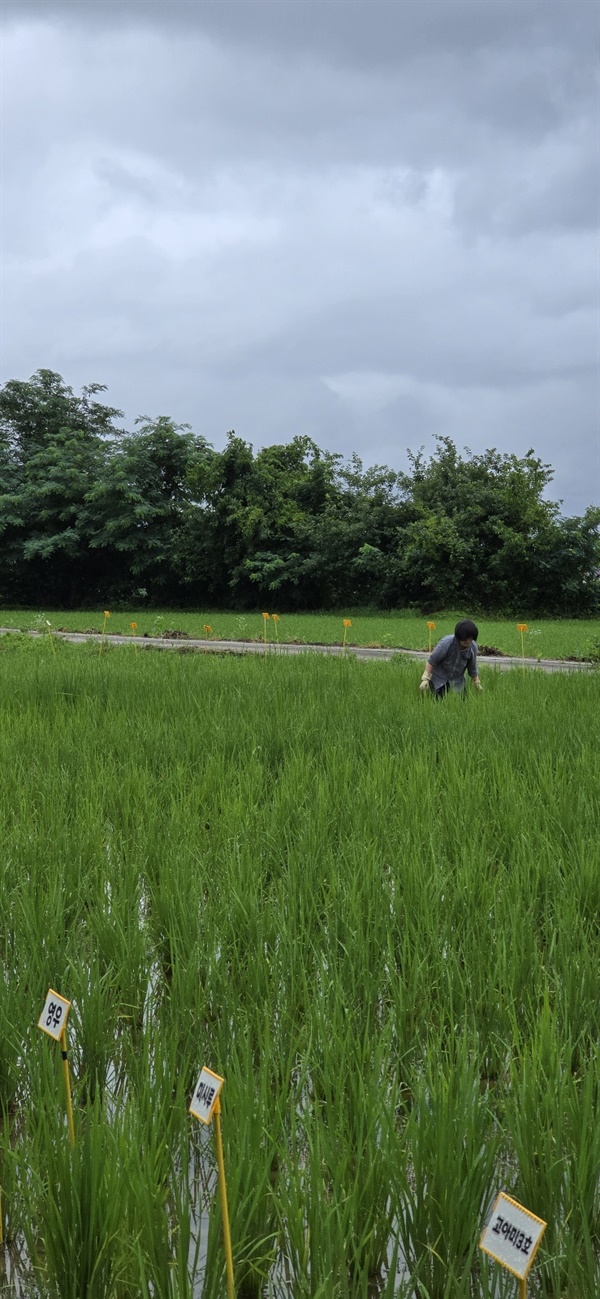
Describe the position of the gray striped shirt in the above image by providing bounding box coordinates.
[428,635,478,692]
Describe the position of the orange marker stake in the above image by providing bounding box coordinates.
[100,610,110,655]
[61,1023,76,1148]
[213,1097,235,1299]
[516,623,528,670]
[38,990,75,1147]
[190,1067,234,1299]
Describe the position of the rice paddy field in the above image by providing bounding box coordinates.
[0,635,598,1298]
[2,610,599,661]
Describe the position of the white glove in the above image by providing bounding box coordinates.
[473,677,483,691]
[420,669,432,693]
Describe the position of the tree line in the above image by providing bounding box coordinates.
[0,369,598,613]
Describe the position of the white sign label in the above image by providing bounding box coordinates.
[189,1066,224,1125]
[38,989,71,1042]
[480,1192,547,1280]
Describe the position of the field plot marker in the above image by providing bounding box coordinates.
[100,609,110,655]
[37,989,75,1147]
[45,619,56,656]
[480,1190,546,1297]
[516,623,528,670]
[427,620,436,651]
[189,1065,234,1299]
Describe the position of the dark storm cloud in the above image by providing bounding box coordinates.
[2,0,599,514]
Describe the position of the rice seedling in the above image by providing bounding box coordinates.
[21,1100,129,1299]
[505,1007,600,1297]
[393,1048,500,1299]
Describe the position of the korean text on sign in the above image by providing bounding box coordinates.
[189,1066,224,1125]
[37,989,71,1042]
[480,1192,547,1281]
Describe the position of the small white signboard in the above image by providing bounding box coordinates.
[480,1192,547,1280]
[38,989,71,1042]
[189,1066,224,1125]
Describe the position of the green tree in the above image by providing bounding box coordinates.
[0,371,123,604]
[391,437,599,613]
[184,434,337,604]
[184,435,406,607]
[0,371,597,614]
[86,416,211,600]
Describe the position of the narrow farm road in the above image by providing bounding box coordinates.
[0,628,594,673]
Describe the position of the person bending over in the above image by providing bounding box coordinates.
[419,619,483,698]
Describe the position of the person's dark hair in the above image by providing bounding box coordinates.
[455,618,478,641]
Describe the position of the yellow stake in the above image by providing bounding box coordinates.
[427,620,436,652]
[100,610,110,656]
[213,1096,234,1299]
[60,1023,75,1148]
[519,1280,526,1299]
[517,623,528,671]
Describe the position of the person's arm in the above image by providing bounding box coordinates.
[468,644,483,690]
[419,662,433,692]
[420,636,447,692]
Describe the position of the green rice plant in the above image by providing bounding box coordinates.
[22,1100,129,1299]
[84,870,152,1077]
[68,958,122,1109]
[505,1005,600,1297]
[0,643,598,1296]
[127,1118,201,1299]
[201,1012,296,1299]
[276,1099,353,1299]
[0,976,28,1122]
[394,1048,500,1299]
[304,997,397,1287]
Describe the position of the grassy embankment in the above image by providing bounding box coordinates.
[1,608,599,659]
[0,638,598,1297]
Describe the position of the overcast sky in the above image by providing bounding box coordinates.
[2,0,599,514]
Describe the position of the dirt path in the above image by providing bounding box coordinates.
[0,627,594,672]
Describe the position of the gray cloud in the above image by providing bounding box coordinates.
[2,0,598,514]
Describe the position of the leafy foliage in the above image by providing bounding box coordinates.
[0,371,597,612]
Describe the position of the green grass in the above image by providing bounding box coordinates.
[0,608,599,660]
[0,638,598,1297]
